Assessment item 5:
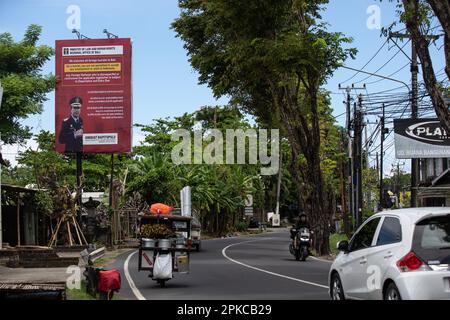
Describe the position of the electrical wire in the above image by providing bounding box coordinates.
[339,38,389,85]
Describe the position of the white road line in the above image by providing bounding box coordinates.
[310,256,333,263]
[124,250,146,300]
[222,239,329,290]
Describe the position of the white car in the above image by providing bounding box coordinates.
[329,207,450,300]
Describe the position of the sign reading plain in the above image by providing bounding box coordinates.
[55,38,132,154]
[394,118,450,158]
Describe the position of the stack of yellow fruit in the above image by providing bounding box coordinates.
[140,223,174,239]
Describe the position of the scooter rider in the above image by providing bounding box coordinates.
[290,212,310,239]
[290,212,314,258]
[296,213,310,229]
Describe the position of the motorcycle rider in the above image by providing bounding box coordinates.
[290,212,309,239]
[290,212,313,258]
[296,213,310,229]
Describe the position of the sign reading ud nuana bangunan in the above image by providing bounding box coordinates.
[394,118,450,158]
[55,38,132,154]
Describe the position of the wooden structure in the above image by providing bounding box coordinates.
[417,167,450,207]
[1,184,40,247]
[48,213,87,247]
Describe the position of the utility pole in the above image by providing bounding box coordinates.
[339,128,350,236]
[344,86,352,231]
[338,85,353,230]
[354,96,364,228]
[379,104,386,211]
[389,21,437,208]
[410,40,419,207]
[376,152,379,177]
[339,84,365,231]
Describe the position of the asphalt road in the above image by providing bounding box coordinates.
[110,229,332,300]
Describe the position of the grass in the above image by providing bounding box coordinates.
[66,281,96,300]
[66,281,121,300]
[93,257,113,268]
[66,249,130,300]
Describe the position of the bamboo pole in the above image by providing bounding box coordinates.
[66,221,73,246]
[72,216,82,245]
[75,217,88,245]
[49,217,62,247]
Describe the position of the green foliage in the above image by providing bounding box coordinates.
[172,0,357,253]
[34,190,54,217]
[127,106,266,234]
[234,221,248,232]
[172,0,356,113]
[0,24,55,145]
[1,130,129,193]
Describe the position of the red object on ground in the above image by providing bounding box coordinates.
[149,203,173,215]
[98,269,121,293]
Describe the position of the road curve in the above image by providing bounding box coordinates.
[110,230,332,300]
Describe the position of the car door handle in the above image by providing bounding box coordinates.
[384,252,393,259]
[359,258,367,264]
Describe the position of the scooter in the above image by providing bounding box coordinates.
[84,265,121,300]
[289,227,311,261]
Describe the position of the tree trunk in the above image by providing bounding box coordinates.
[403,0,450,133]
[277,83,331,256]
[426,0,450,80]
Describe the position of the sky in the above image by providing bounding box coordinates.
[0,0,447,175]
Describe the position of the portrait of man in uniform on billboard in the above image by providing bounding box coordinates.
[58,96,84,153]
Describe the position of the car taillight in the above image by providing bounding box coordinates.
[396,252,429,272]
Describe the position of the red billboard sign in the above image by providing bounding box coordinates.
[55,38,132,154]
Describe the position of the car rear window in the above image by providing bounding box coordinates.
[413,215,450,265]
[376,217,402,246]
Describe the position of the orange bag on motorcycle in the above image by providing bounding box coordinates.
[149,203,173,215]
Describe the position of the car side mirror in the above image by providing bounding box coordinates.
[337,240,349,252]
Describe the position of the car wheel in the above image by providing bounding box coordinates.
[384,282,402,300]
[330,273,345,300]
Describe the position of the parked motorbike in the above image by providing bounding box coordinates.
[289,227,311,261]
[84,266,121,300]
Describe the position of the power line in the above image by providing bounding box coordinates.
[340,38,389,85]
[353,39,411,85]
[365,62,410,85]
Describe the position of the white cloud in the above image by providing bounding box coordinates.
[0,139,38,167]
[132,127,146,147]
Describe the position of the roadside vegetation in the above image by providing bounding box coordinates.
[4,1,447,255]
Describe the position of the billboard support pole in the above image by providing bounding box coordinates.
[109,154,114,208]
[76,152,83,219]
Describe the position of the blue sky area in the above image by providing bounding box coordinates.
[0,0,446,171]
